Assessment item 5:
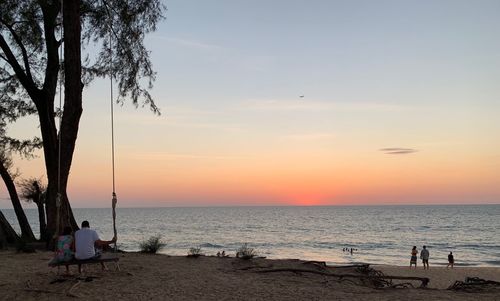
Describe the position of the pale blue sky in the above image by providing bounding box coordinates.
[147,0,500,107]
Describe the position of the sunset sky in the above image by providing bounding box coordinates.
[1,0,499,208]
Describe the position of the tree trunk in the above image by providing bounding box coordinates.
[44,0,82,244]
[0,161,35,241]
[34,94,79,243]
[36,202,47,241]
[0,210,19,248]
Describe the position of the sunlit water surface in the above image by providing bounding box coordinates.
[3,205,500,266]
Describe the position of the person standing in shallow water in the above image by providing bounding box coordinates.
[420,245,430,270]
[410,246,418,268]
[447,252,454,269]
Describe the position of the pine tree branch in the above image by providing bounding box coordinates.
[0,33,38,98]
[39,0,60,100]
[0,19,34,83]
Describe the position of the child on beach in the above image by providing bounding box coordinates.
[410,246,418,268]
[447,252,454,269]
[54,226,74,274]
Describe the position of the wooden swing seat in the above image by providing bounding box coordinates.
[48,253,120,270]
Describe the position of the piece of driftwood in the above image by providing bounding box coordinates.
[389,282,415,289]
[303,261,327,267]
[328,264,370,269]
[67,280,82,298]
[448,277,500,291]
[254,268,430,288]
[338,274,429,288]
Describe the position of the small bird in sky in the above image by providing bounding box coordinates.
[299,95,304,98]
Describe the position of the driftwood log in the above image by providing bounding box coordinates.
[255,268,430,288]
[327,264,371,269]
[302,261,327,267]
[448,277,500,291]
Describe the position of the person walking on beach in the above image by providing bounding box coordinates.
[420,245,430,270]
[447,252,454,269]
[410,246,418,268]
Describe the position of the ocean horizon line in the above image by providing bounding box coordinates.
[2,203,499,210]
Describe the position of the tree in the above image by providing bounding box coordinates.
[0,0,164,242]
[0,210,19,247]
[0,67,39,242]
[18,177,47,240]
[0,151,35,241]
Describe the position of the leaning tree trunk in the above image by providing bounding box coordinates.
[0,161,35,241]
[36,202,47,241]
[0,210,20,248]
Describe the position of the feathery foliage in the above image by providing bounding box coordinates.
[0,0,165,113]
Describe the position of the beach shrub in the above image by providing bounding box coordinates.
[187,246,203,257]
[237,243,257,260]
[139,235,165,254]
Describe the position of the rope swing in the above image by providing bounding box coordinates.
[54,0,64,241]
[53,0,118,251]
[109,16,118,251]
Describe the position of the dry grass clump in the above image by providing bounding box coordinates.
[187,246,203,257]
[139,235,165,254]
[236,243,257,260]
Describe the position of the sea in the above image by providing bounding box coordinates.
[2,205,500,267]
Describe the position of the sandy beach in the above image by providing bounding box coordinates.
[1,251,499,300]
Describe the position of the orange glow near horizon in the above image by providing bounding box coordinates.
[50,145,499,207]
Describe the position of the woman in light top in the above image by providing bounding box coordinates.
[410,246,418,268]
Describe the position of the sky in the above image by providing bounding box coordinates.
[1,0,500,208]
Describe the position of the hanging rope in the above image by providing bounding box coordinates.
[53,0,64,241]
[109,19,118,251]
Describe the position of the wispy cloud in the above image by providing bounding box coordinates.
[379,148,418,155]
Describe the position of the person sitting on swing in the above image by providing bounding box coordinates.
[75,220,116,272]
[54,226,75,275]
